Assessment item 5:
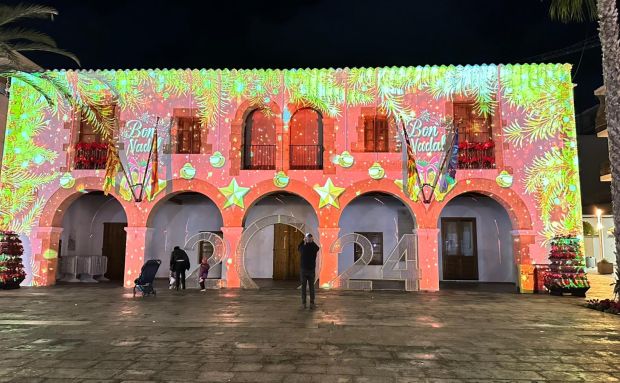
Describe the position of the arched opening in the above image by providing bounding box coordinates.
[438,192,515,289]
[145,192,224,284]
[241,192,318,288]
[243,108,277,170]
[338,192,416,289]
[58,191,127,283]
[290,108,323,169]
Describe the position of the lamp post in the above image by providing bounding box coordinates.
[596,208,605,262]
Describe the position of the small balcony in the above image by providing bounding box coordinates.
[290,145,323,170]
[243,144,276,170]
[600,160,611,182]
[74,142,108,170]
[457,140,495,170]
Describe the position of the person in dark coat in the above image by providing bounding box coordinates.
[298,233,320,309]
[170,246,190,290]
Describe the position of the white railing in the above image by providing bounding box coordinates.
[58,255,108,283]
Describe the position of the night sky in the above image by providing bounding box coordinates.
[8,0,604,112]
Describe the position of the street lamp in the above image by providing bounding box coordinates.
[596,208,605,262]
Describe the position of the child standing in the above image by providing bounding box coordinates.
[199,256,210,292]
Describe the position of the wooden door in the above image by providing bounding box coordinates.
[273,224,304,280]
[441,218,478,280]
[102,222,127,280]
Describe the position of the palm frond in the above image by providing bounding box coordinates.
[9,42,79,65]
[0,4,57,27]
[0,26,56,46]
[549,0,596,22]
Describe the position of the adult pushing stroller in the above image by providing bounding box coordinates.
[133,259,161,297]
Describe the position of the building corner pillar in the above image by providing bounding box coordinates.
[31,226,64,286]
[318,227,340,288]
[221,226,243,288]
[123,226,153,288]
[414,227,440,292]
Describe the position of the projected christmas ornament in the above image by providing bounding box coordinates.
[496,170,513,188]
[368,162,385,180]
[273,171,289,188]
[335,151,354,168]
[59,172,75,189]
[209,151,226,168]
[219,178,250,209]
[180,163,196,180]
[314,178,345,208]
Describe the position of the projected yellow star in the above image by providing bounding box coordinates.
[314,178,345,209]
[219,178,250,208]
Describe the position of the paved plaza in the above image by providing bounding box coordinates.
[0,281,618,383]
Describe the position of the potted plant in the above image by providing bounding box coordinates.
[597,258,614,274]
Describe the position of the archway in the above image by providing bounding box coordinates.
[240,192,319,288]
[338,192,417,289]
[438,192,516,289]
[145,192,224,284]
[58,191,128,283]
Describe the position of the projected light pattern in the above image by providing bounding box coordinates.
[0,64,581,291]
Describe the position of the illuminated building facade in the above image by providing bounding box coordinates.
[0,64,582,290]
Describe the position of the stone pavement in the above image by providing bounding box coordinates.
[0,283,618,383]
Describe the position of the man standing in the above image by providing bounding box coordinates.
[170,246,190,290]
[298,233,320,309]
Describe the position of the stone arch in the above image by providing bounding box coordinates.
[231,179,323,227]
[142,178,228,226]
[38,177,140,227]
[426,178,533,230]
[338,178,424,227]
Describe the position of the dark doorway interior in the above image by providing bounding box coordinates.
[102,222,127,280]
[272,223,304,280]
[441,217,478,280]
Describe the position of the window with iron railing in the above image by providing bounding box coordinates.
[290,108,323,170]
[243,108,277,170]
[176,117,202,154]
[453,102,495,169]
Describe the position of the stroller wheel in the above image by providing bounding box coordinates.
[152,289,157,296]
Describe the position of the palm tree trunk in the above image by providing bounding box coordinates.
[597,0,620,277]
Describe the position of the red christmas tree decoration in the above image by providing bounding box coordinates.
[544,236,589,297]
[0,231,26,289]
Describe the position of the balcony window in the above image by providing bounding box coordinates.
[363,114,389,152]
[176,117,202,154]
[243,108,276,170]
[290,108,323,170]
[453,102,495,169]
[74,109,111,170]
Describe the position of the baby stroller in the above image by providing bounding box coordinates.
[133,259,161,297]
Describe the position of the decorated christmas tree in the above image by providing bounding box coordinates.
[0,231,26,289]
[544,236,589,297]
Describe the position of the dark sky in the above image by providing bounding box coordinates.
[11,0,604,112]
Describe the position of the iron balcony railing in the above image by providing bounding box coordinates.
[74,142,108,170]
[290,145,323,170]
[243,144,276,170]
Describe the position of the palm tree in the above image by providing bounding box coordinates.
[549,0,620,299]
[0,3,79,72]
